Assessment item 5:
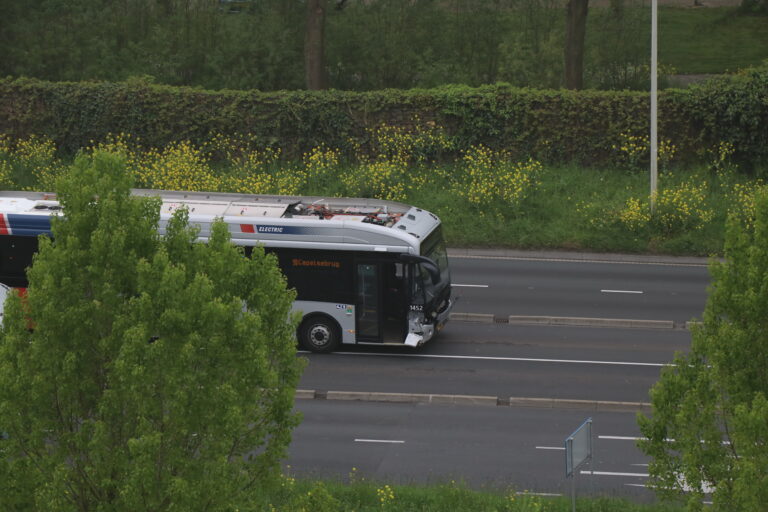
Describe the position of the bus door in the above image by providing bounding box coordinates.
[355,262,381,342]
[382,262,407,342]
[355,260,407,344]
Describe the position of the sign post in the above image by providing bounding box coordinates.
[565,418,592,512]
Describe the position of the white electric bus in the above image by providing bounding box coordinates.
[0,189,453,352]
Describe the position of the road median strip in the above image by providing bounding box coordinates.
[297,390,650,412]
[506,315,674,329]
[448,312,495,323]
[448,312,675,329]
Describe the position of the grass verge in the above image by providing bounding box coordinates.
[252,477,685,512]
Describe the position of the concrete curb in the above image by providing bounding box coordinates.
[324,390,498,407]
[297,389,650,412]
[447,312,677,329]
[507,315,675,330]
[294,389,316,400]
[448,312,495,323]
[507,397,651,413]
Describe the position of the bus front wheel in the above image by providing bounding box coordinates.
[299,315,341,353]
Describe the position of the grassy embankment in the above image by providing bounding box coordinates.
[2,132,762,256]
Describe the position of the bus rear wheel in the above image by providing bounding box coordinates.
[299,315,341,353]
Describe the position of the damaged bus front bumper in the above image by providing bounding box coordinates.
[405,298,453,347]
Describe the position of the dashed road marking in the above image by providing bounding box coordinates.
[581,470,649,477]
[599,435,644,441]
[354,438,405,444]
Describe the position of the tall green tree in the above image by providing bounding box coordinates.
[638,190,768,511]
[0,152,304,511]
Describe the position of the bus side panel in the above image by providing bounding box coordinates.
[292,300,356,345]
[265,248,355,305]
[264,248,357,344]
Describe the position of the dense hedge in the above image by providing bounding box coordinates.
[1,69,766,169]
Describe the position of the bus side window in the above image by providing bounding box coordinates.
[410,264,425,305]
[386,263,404,294]
[0,236,38,287]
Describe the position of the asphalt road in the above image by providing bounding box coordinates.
[288,401,656,499]
[298,322,690,403]
[287,252,709,500]
[449,255,709,323]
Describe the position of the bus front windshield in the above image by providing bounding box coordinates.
[409,227,450,313]
[423,227,450,286]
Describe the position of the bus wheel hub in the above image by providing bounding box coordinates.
[310,325,330,345]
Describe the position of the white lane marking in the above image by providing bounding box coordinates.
[331,352,670,368]
[354,438,405,444]
[536,446,565,450]
[517,492,563,497]
[453,283,489,288]
[625,483,648,488]
[631,463,649,467]
[581,470,649,477]
[600,435,730,445]
[601,289,643,294]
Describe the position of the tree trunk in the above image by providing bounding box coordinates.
[304,0,327,90]
[564,0,589,90]
[610,0,624,17]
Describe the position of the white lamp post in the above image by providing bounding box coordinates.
[650,0,658,213]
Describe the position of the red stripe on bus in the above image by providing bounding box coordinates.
[240,224,255,233]
[0,214,9,235]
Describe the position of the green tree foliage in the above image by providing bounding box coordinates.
[740,0,768,15]
[586,0,652,90]
[3,66,768,168]
[0,152,304,510]
[0,0,306,90]
[498,0,563,89]
[638,190,768,511]
[0,0,676,92]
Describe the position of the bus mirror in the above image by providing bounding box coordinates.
[399,254,440,285]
